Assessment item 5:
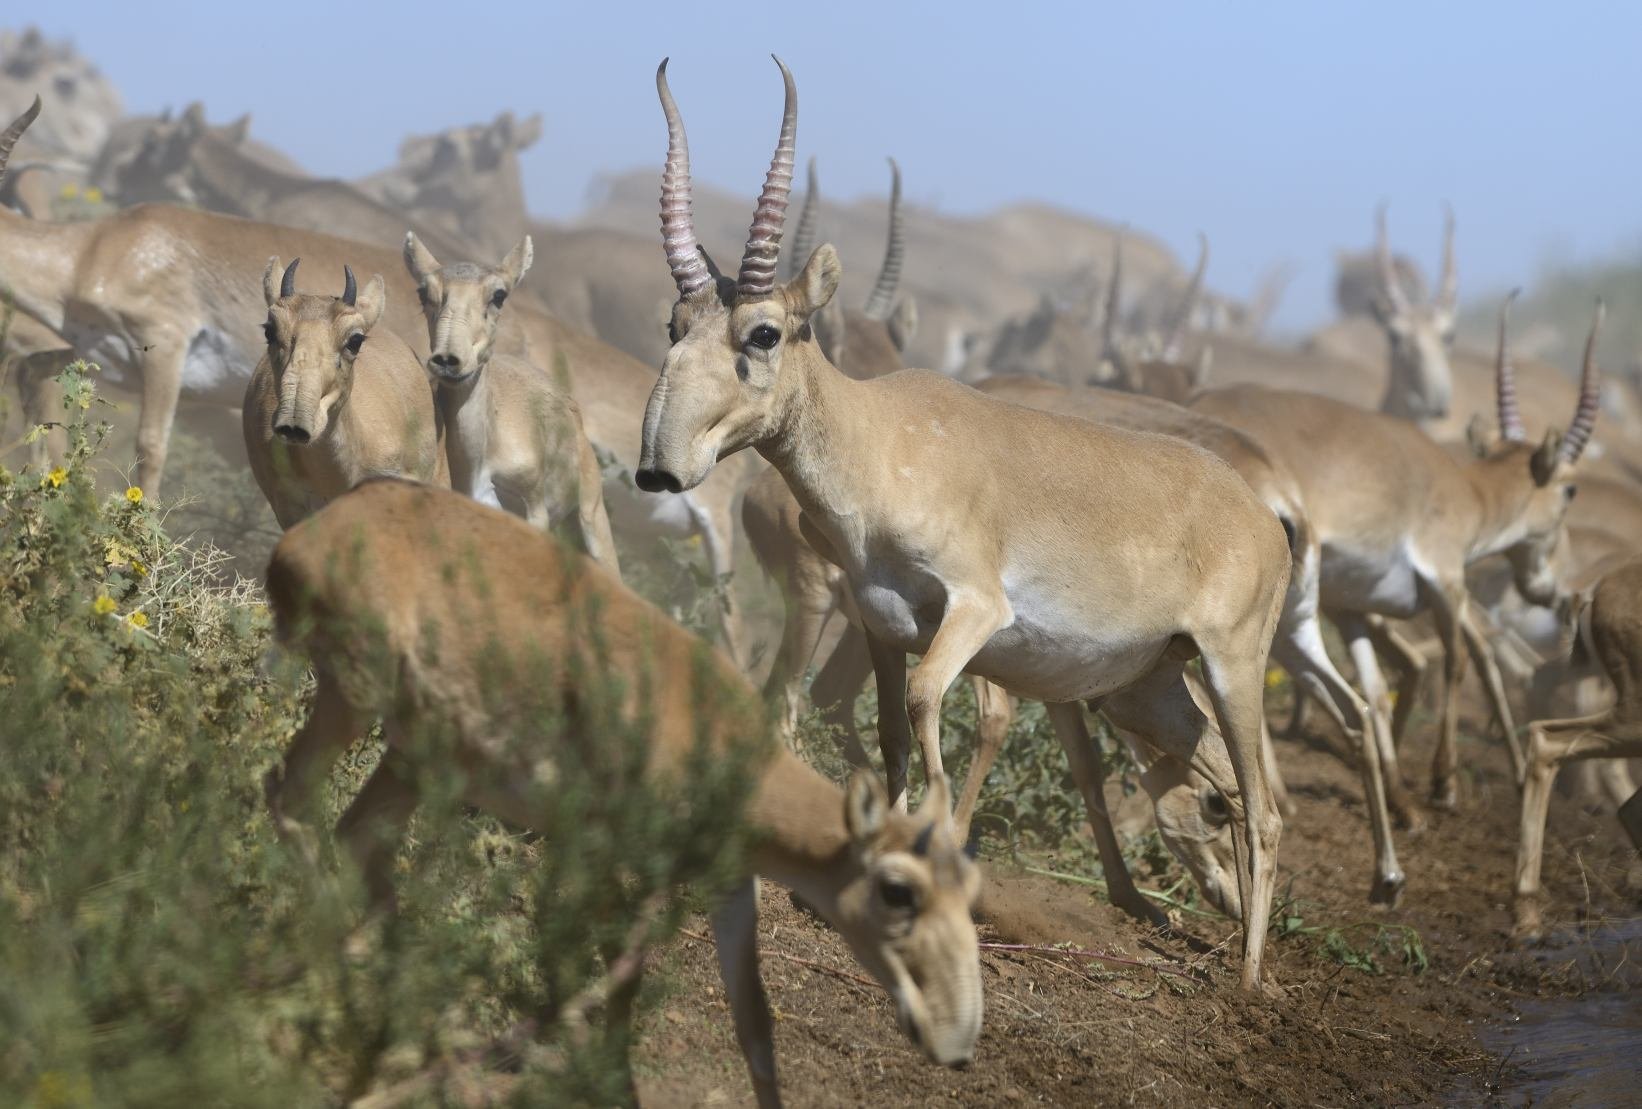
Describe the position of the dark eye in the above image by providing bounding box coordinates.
[417,285,432,306]
[878,877,917,911]
[667,321,679,345]
[491,289,508,309]
[344,333,366,355]
[1202,791,1229,822]
[262,321,276,345]
[1565,484,1578,502]
[746,324,781,351]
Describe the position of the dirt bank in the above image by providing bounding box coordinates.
[632,689,1641,1106]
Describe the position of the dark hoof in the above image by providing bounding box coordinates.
[1429,780,1459,811]
[1368,869,1407,909]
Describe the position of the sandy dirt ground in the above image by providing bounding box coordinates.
[630,686,1641,1107]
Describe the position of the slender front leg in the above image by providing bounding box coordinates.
[903,592,1011,808]
[1337,612,1420,828]
[699,495,748,670]
[134,337,186,497]
[1422,581,1471,810]
[1460,606,1525,783]
[335,752,420,913]
[864,629,913,807]
[711,878,781,1109]
[759,553,842,744]
[1046,701,1167,927]
[1514,711,1639,940]
[952,678,1014,843]
[573,436,623,579]
[265,671,362,860]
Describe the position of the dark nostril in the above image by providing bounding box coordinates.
[635,468,682,495]
[274,425,310,445]
[429,353,459,369]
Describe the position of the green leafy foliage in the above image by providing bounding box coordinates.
[0,365,760,1105]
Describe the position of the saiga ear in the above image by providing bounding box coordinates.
[845,769,888,841]
[355,275,386,331]
[262,256,283,307]
[1464,413,1492,458]
[888,295,919,354]
[223,113,251,145]
[500,235,533,288]
[403,232,441,284]
[787,242,842,323]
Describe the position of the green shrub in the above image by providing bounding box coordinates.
[0,365,758,1106]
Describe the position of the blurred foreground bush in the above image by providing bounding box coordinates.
[0,366,757,1106]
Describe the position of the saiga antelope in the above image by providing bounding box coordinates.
[263,480,982,1106]
[0,100,749,660]
[403,231,620,577]
[638,58,1289,986]
[242,258,447,526]
[1193,296,1604,818]
[1513,553,1642,941]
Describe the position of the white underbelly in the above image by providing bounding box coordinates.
[1319,540,1425,617]
[852,569,1171,704]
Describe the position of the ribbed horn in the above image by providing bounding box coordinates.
[736,55,797,298]
[280,257,301,299]
[1495,288,1526,443]
[785,157,819,282]
[1375,203,1411,315]
[656,59,712,298]
[0,95,42,187]
[341,264,357,307]
[1161,232,1208,362]
[1436,203,1458,314]
[863,157,905,320]
[1556,298,1604,468]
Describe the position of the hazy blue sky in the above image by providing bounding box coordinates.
[23,1,1640,330]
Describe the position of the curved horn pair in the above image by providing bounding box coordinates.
[1160,232,1209,363]
[276,259,357,306]
[657,56,798,301]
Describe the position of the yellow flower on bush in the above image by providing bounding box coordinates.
[128,611,149,629]
[92,595,117,616]
[58,183,79,199]
[44,467,67,489]
[131,559,148,578]
[125,485,143,504]
[1264,668,1286,690]
[83,186,104,204]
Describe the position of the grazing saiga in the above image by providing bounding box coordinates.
[638,57,1289,986]
[263,480,982,1107]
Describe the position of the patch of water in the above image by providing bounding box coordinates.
[1476,919,1642,1106]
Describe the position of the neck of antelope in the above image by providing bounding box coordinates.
[435,366,492,497]
[1461,451,1536,564]
[755,348,874,532]
[744,749,858,914]
[0,206,92,332]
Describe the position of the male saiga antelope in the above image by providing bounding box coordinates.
[242,258,447,527]
[263,480,981,1106]
[639,57,1289,987]
[403,231,620,577]
[1194,295,1604,816]
[1513,553,1642,941]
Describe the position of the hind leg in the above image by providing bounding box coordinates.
[1195,647,1284,991]
[335,749,420,912]
[1461,607,1525,783]
[1339,613,1420,827]
[812,624,875,767]
[952,678,1013,843]
[1514,711,1642,939]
